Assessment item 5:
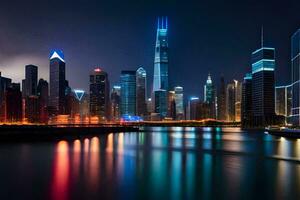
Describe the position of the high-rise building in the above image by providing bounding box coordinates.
[49,50,66,115]
[251,44,276,126]
[24,65,38,97]
[291,29,300,126]
[120,71,136,116]
[204,74,216,118]
[73,89,89,121]
[136,67,147,117]
[187,97,200,120]
[167,91,176,119]
[154,90,167,118]
[174,86,184,120]
[153,17,169,92]
[111,85,121,121]
[37,79,48,123]
[226,82,235,121]
[5,83,22,122]
[217,76,226,120]
[275,85,292,117]
[89,68,110,121]
[241,73,253,127]
[0,72,12,122]
[26,95,39,123]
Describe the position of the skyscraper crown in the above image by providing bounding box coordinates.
[50,50,65,62]
[157,16,168,30]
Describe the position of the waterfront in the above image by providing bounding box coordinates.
[1,127,300,199]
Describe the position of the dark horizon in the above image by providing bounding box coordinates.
[0,0,299,99]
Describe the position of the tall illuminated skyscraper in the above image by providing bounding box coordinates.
[49,50,66,115]
[89,68,110,120]
[111,85,121,121]
[204,74,216,118]
[291,29,300,125]
[153,17,169,92]
[251,35,276,126]
[242,73,253,127]
[24,65,38,97]
[136,67,147,117]
[120,71,136,116]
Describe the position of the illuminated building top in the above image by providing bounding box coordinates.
[50,50,65,62]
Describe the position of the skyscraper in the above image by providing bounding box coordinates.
[217,76,226,120]
[24,65,38,97]
[37,79,48,123]
[154,90,167,118]
[111,85,121,121]
[241,73,253,127]
[153,17,169,92]
[174,86,184,120]
[49,50,66,115]
[0,72,12,122]
[291,29,300,126]
[187,97,200,120]
[226,82,235,121]
[120,71,136,116]
[136,67,147,117]
[167,91,176,119]
[251,42,276,126]
[204,74,216,118]
[89,68,110,121]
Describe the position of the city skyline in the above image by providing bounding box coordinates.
[1,0,299,99]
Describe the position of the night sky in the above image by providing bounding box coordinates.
[0,0,299,100]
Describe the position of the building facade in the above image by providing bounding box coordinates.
[241,73,253,127]
[275,85,292,117]
[120,71,136,116]
[136,67,147,117]
[217,76,226,120]
[111,85,121,121]
[174,86,184,120]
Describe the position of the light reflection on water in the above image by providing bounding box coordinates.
[1,127,300,199]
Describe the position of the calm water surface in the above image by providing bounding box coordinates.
[1,127,300,200]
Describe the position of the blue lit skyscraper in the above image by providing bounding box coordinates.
[291,29,300,126]
[49,50,66,115]
[120,71,136,116]
[251,37,276,126]
[136,67,147,117]
[153,17,169,92]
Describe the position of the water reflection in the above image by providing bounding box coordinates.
[14,127,300,199]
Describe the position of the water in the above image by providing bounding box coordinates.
[1,127,300,199]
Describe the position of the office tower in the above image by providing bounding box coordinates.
[154,90,167,118]
[120,71,136,116]
[251,41,276,126]
[217,76,226,120]
[136,67,147,117]
[167,91,176,119]
[24,65,38,96]
[37,79,48,123]
[187,97,200,120]
[226,82,235,121]
[291,29,300,125]
[234,80,242,121]
[174,86,184,120]
[241,73,253,127]
[204,74,216,118]
[0,72,12,122]
[89,68,110,121]
[73,89,89,120]
[275,85,292,117]
[152,17,169,118]
[64,80,74,116]
[147,98,152,114]
[153,17,169,92]
[5,83,22,122]
[49,50,66,115]
[111,85,121,121]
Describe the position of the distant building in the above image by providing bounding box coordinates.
[187,97,200,120]
[5,83,22,122]
[136,67,147,117]
[275,85,292,117]
[49,50,66,115]
[26,95,39,123]
[73,89,89,120]
[89,68,110,121]
[204,74,216,118]
[0,72,12,122]
[111,85,121,121]
[226,82,235,121]
[174,86,184,120]
[37,79,49,123]
[217,76,226,120]
[241,73,253,127]
[120,70,136,116]
[251,45,276,127]
[24,65,38,97]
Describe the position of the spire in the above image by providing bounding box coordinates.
[261,25,264,48]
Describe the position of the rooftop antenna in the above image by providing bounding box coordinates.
[261,25,264,48]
